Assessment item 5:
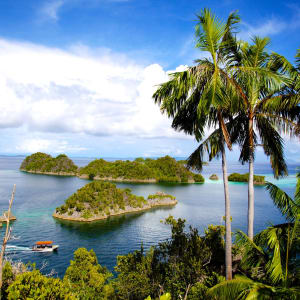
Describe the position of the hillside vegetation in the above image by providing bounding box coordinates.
[79,156,204,183]
[54,181,177,221]
[20,152,78,174]
[20,153,204,183]
[228,173,265,184]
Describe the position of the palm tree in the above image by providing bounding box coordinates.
[208,174,300,299]
[153,9,240,280]
[222,39,300,240]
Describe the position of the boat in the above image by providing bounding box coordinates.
[32,241,59,252]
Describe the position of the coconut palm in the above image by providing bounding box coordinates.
[153,9,241,280]
[208,175,300,299]
[225,40,300,240]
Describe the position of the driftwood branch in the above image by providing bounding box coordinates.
[0,184,16,290]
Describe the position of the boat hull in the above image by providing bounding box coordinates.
[32,245,59,252]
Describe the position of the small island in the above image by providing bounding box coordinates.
[53,181,177,222]
[209,174,219,180]
[20,153,205,183]
[20,152,78,175]
[228,173,265,185]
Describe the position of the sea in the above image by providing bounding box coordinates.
[0,156,298,277]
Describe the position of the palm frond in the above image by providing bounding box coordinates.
[265,182,299,221]
[255,115,287,178]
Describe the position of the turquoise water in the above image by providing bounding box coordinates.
[0,157,298,277]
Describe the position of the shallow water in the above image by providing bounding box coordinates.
[0,156,298,277]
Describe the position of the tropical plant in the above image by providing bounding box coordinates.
[115,216,226,299]
[153,8,241,280]
[225,38,300,241]
[209,174,300,299]
[7,269,76,300]
[63,248,115,300]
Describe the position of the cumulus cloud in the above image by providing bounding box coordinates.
[16,138,87,153]
[0,38,190,146]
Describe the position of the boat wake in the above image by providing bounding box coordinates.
[6,245,32,252]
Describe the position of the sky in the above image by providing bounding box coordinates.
[0,0,299,162]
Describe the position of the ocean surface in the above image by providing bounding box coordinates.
[0,156,298,277]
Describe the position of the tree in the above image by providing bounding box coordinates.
[226,39,300,240]
[7,269,75,300]
[63,248,115,300]
[153,8,241,280]
[208,174,300,299]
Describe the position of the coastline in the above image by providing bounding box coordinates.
[21,169,197,183]
[20,169,76,176]
[53,198,178,222]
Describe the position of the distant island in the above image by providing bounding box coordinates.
[20,152,78,175]
[53,181,177,222]
[20,153,205,183]
[228,173,265,185]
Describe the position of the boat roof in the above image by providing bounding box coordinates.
[35,241,53,245]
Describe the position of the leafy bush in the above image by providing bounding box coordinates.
[63,248,114,300]
[115,216,226,299]
[7,269,75,300]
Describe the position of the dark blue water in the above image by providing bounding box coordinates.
[0,156,298,277]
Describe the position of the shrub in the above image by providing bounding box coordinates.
[63,248,114,300]
[7,269,75,300]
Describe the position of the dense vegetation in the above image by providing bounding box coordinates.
[20,153,205,183]
[79,156,204,183]
[228,173,265,184]
[20,152,78,174]
[4,211,298,299]
[55,181,176,220]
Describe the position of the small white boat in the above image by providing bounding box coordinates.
[32,241,59,252]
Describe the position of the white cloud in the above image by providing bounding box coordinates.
[16,138,87,153]
[239,18,287,40]
[0,38,190,146]
[40,0,65,21]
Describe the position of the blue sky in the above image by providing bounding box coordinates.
[0,0,299,162]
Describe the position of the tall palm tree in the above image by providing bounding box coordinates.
[223,39,300,240]
[208,174,300,299]
[153,9,240,280]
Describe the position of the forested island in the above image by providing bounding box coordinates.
[228,173,265,184]
[20,152,78,175]
[20,152,205,183]
[53,181,177,222]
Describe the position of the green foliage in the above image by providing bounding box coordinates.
[115,216,226,299]
[228,173,265,184]
[55,181,148,219]
[64,248,114,299]
[209,179,300,299]
[193,173,205,182]
[20,152,78,174]
[89,173,95,180]
[115,246,155,300]
[144,293,171,300]
[2,262,14,298]
[7,269,75,300]
[147,193,175,200]
[79,156,204,183]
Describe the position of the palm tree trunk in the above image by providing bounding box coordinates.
[221,146,232,280]
[248,116,255,240]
